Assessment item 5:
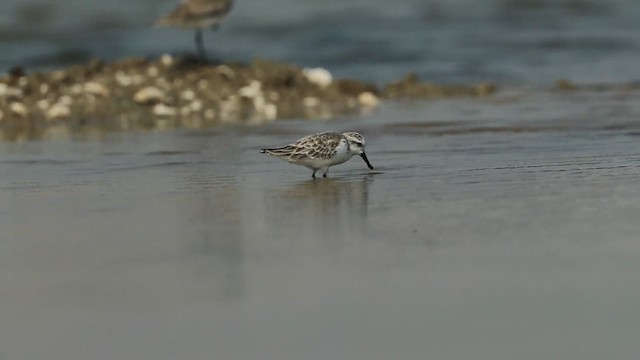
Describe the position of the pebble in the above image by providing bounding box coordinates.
[358,92,380,108]
[189,100,203,112]
[37,99,51,110]
[115,71,133,87]
[10,102,28,117]
[160,54,174,67]
[46,103,71,120]
[181,90,196,101]
[147,66,160,77]
[303,97,320,107]
[84,82,110,97]
[263,103,278,120]
[238,81,262,98]
[134,87,165,105]
[238,81,279,121]
[153,103,177,117]
[303,68,333,88]
[0,84,23,99]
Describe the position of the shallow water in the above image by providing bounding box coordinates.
[3,88,640,359]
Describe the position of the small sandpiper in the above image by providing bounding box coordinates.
[155,0,234,59]
[260,132,374,178]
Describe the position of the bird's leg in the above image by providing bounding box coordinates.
[311,170,317,179]
[194,29,207,60]
[322,167,329,178]
[323,173,327,178]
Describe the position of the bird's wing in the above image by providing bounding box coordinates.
[157,0,232,24]
[289,132,343,161]
[182,0,233,18]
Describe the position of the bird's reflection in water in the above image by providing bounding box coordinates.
[181,183,247,302]
[263,175,373,249]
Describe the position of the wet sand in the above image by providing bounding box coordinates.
[2,88,640,359]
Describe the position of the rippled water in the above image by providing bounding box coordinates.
[3,88,640,359]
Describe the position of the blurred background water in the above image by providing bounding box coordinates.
[1,0,640,84]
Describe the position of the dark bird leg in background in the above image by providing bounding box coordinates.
[194,29,206,60]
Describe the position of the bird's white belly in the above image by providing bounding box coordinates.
[300,155,349,169]
[294,141,352,170]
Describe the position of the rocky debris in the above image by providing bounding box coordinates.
[383,73,497,98]
[46,102,71,120]
[10,102,28,117]
[152,103,177,117]
[358,92,379,108]
[303,68,333,88]
[134,86,166,105]
[84,81,110,97]
[0,56,498,136]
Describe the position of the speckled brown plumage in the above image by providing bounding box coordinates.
[261,132,343,161]
[260,131,373,178]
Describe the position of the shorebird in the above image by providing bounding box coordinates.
[155,0,234,59]
[260,132,374,178]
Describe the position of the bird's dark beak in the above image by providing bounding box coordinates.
[360,152,374,170]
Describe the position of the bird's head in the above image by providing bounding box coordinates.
[342,131,373,170]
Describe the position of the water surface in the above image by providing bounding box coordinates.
[3,89,640,359]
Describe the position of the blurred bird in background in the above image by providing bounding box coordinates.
[155,0,233,59]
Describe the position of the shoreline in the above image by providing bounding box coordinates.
[0,56,495,127]
[5,56,638,142]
